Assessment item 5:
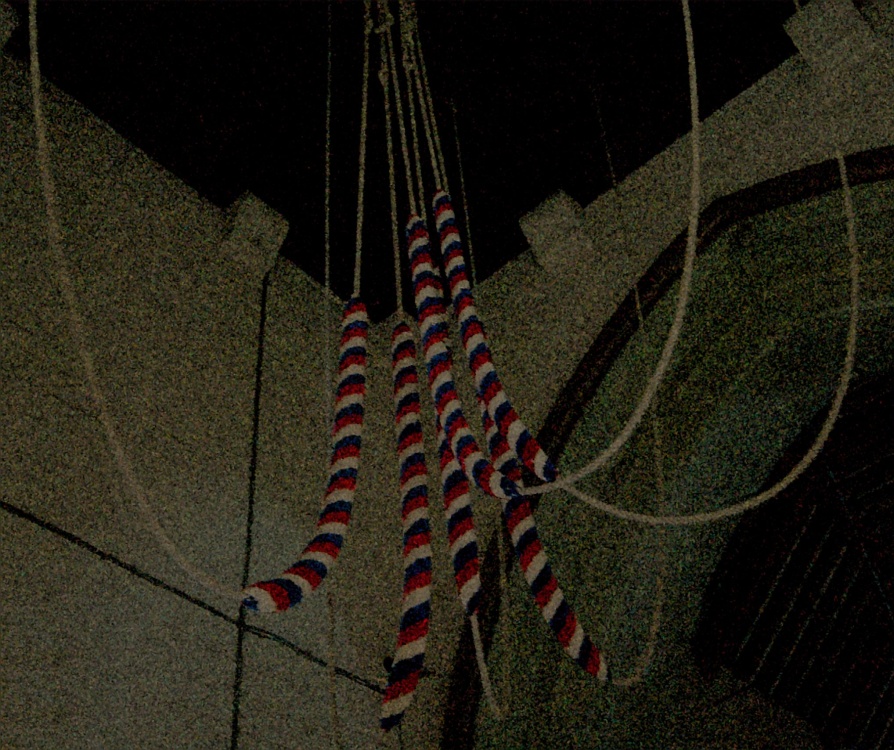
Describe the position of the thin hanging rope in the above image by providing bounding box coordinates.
[611,551,666,688]
[376,10,404,312]
[325,0,333,292]
[560,148,860,526]
[406,37,443,194]
[395,5,426,217]
[354,0,374,296]
[470,613,502,719]
[634,284,668,500]
[610,288,668,688]
[28,0,243,603]
[402,1,448,191]
[524,0,703,496]
[383,4,418,218]
[594,83,618,189]
[324,8,341,731]
[450,101,477,287]
[401,2,446,192]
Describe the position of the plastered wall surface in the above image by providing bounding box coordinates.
[485,0,894,436]
[0,28,485,745]
[2,0,893,747]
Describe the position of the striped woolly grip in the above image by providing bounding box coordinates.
[481,404,522,485]
[406,216,608,680]
[241,297,369,614]
[381,323,433,732]
[406,214,510,502]
[502,490,608,680]
[437,421,482,617]
[433,190,559,484]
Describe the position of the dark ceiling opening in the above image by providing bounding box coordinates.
[8,0,798,321]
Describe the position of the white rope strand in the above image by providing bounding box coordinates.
[325,0,333,292]
[383,73,403,312]
[354,0,374,297]
[524,0,702,497]
[401,2,447,192]
[28,0,242,602]
[610,289,668,688]
[515,0,859,532]
[612,546,667,688]
[470,613,503,720]
[552,145,860,526]
[324,7,343,725]
[561,148,860,527]
[407,3,448,192]
[383,7,418,218]
[406,35,443,193]
[396,3,426,217]
[450,101,478,286]
[376,9,403,312]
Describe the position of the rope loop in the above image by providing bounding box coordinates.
[373,9,394,34]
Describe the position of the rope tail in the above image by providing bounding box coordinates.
[438,387,507,718]
[381,322,433,731]
[437,423,482,618]
[433,192,559,484]
[406,215,608,681]
[242,298,369,613]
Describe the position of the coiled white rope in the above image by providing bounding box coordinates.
[521,0,703,497]
[29,0,244,603]
[611,290,668,688]
[521,0,861,533]
[559,148,860,527]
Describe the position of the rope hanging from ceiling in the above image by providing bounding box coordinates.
[244,0,376,612]
[380,322,433,731]
[27,0,867,737]
[389,0,611,689]
[404,209,609,678]
[29,0,378,621]
[433,190,558,482]
[242,297,369,612]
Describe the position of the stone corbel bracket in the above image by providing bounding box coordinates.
[519,190,596,282]
[221,191,289,281]
[785,0,894,151]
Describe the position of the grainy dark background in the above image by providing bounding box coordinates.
[7,0,797,318]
